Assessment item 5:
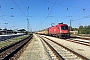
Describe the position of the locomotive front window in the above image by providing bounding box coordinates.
[61,26,68,30]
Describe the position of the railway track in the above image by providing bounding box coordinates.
[71,36,90,40]
[49,35,90,46]
[0,34,33,60]
[65,38,90,46]
[37,34,89,60]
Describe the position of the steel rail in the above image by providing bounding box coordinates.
[71,36,90,40]
[42,36,89,60]
[38,35,64,60]
[65,39,90,46]
[0,34,33,60]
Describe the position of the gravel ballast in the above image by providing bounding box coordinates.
[41,35,90,59]
[18,34,50,60]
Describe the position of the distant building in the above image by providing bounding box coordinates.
[0,30,6,35]
[70,31,78,34]
[0,30,16,35]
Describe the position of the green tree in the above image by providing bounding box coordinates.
[78,26,83,34]
[78,25,90,34]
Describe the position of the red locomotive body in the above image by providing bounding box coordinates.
[48,23,70,38]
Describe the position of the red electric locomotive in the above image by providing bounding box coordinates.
[48,23,70,38]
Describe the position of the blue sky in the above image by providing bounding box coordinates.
[0,0,90,31]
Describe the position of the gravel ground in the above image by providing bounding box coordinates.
[41,35,90,59]
[18,34,50,60]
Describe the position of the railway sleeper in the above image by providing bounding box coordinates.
[41,35,89,60]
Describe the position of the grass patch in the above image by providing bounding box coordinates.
[0,35,29,48]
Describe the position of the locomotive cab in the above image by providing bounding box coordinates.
[59,25,70,38]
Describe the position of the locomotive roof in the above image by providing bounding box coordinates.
[48,23,68,28]
[57,23,68,26]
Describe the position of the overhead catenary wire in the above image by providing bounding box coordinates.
[43,0,90,22]
[21,0,29,16]
[58,4,90,23]
[12,0,27,18]
[43,0,90,9]
[12,0,31,32]
[73,14,90,21]
[0,5,19,30]
[21,0,32,32]
[0,5,27,30]
[21,0,27,9]
[72,4,90,21]
[0,9,11,23]
[41,0,90,30]
[40,0,57,25]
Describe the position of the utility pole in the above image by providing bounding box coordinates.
[70,20,73,31]
[27,18,29,34]
[27,6,30,34]
[5,23,8,35]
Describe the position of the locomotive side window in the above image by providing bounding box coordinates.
[61,26,68,30]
